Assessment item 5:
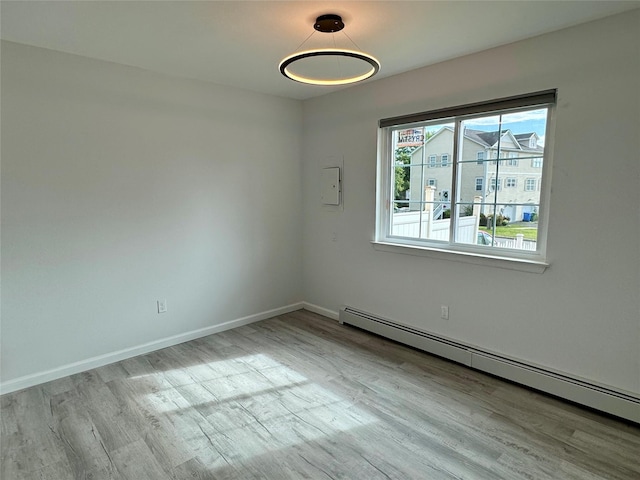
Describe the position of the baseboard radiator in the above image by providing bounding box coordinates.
[339,307,640,424]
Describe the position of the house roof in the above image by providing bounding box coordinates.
[514,132,544,152]
[409,127,543,158]
[464,129,502,147]
[514,133,536,142]
[465,129,543,152]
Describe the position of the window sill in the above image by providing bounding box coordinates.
[371,241,549,273]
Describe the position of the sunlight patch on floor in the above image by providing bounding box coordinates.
[136,354,378,462]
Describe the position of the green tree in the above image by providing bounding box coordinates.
[394,147,412,200]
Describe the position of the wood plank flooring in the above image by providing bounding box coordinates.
[2,310,639,479]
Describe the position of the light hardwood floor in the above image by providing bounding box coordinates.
[2,310,639,479]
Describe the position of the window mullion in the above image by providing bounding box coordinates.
[490,115,504,245]
[450,119,462,245]
[418,135,426,239]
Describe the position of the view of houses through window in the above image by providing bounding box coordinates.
[387,102,551,255]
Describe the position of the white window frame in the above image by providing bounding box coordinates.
[428,154,437,167]
[475,177,483,191]
[427,178,437,187]
[375,90,556,269]
[476,151,485,164]
[441,153,449,167]
[506,177,517,188]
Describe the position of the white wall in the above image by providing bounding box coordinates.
[1,41,303,385]
[301,11,640,394]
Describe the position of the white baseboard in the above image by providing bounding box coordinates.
[0,302,304,395]
[339,306,640,424]
[302,302,339,320]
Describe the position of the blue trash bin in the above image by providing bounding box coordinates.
[523,212,531,222]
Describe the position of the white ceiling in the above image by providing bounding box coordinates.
[2,1,638,100]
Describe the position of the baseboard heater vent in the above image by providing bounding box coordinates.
[339,306,640,424]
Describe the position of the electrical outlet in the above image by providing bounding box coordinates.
[157,299,167,314]
[440,305,449,320]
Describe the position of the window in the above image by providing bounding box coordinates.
[376,90,555,264]
[490,150,505,166]
[532,158,542,168]
[525,178,537,191]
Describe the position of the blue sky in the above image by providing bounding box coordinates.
[424,108,548,145]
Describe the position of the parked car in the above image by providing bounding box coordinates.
[477,231,494,246]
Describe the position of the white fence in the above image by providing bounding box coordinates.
[391,212,477,243]
[495,235,537,251]
[391,211,537,250]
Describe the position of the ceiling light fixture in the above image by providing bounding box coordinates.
[279,14,380,86]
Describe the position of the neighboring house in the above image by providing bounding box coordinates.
[407,126,543,222]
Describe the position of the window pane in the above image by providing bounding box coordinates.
[480,204,539,251]
[458,159,498,204]
[495,178,540,205]
[455,202,540,251]
[396,122,453,237]
[453,203,483,245]
[391,202,449,241]
[459,115,501,164]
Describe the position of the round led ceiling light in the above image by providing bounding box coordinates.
[279,14,380,86]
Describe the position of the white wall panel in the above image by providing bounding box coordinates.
[1,42,303,383]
